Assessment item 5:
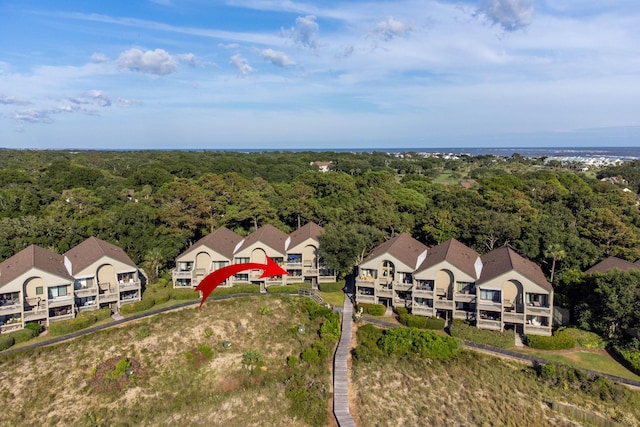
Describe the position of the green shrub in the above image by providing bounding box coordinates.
[448,319,515,349]
[49,316,94,337]
[320,316,340,342]
[300,298,336,321]
[170,288,200,300]
[197,344,214,360]
[613,346,640,375]
[150,289,170,304]
[24,322,44,335]
[7,328,37,344]
[395,307,409,316]
[318,282,344,293]
[94,307,113,321]
[0,334,15,351]
[108,357,131,380]
[526,329,576,350]
[120,296,156,315]
[284,372,329,427]
[560,327,605,349]
[358,303,385,316]
[353,324,384,362]
[135,326,150,339]
[301,347,320,364]
[378,327,460,359]
[398,313,445,330]
[286,355,299,368]
[258,305,273,316]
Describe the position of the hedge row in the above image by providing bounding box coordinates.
[396,309,445,330]
[560,327,605,349]
[49,316,94,337]
[358,303,385,316]
[448,319,515,349]
[120,295,156,315]
[526,328,576,350]
[0,335,15,351]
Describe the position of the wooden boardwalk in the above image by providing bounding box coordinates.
[333,296,357,427]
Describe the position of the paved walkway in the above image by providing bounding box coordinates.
[333,296,357,427]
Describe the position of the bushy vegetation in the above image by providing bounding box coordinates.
[526,328,577,350]
[354,323,460,362]
[448,319,515,349]
[561,327,606,349]
[284,369,330,427]
[49,316,94,337]
[6,328,38,344]
[397,308,445,330]
[358,303,385,316]
[612,340,640,376]
[0,334,15,351]
[120,295,156,315]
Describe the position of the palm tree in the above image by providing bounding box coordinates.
[544,243,566,285]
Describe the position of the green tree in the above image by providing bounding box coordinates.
[318,222,385,277]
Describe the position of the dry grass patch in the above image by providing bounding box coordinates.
[0,295,333,427]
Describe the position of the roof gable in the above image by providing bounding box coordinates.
[235,224,289,255]
[288,222,323,250]
[362,233,428,271]
[0,245,73,287]
[478,246,552,292]
[64,237,136,275]
[179,227,244,260]
[416,238,480,279]
[586,256,640,274]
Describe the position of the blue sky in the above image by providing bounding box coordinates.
[1,0,639,149]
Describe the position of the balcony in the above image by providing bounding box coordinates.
[454,292,476,303]
[526,305,551,316]
[1,322,23,333]
[453,310,475,321]
[477,319,501,331]
[0,301,21,314]
[434,299,454,310]
[49,313,74,322]
[303,268,319,276]
[98,291,118,303]
[376,287,393,298]
[393,297,412,308]
[355,294,376,304]
[23,308,47,321]
[318,275,337,283]
[394,282,413,291]
[525,324,552,336]
[48,296,73,308]
[503,312,525,323]
[412,305,433,316]
[413,288,434,298]
[74,287,97,298]
[173,270,193,279]
[119,280,141,290]
[477,300,502,311]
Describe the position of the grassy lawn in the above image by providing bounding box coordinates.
[318,290,344,307]
[516,348,640,382]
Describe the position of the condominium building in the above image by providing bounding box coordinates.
[356,238,554,336]
[171,222,336,291]
[0,237,142,334]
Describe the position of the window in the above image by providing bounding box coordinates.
[213,261,229,270]
[480,289,501,302]
[178,261,193,272]
[36,286,43,295]
[416,280,434,291]
[235,257,250,264]
[49,285,67,298]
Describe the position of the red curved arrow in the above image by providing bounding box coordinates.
[195,256,288,309]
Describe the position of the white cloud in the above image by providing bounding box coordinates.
[219,43,240,49]
[0,94,31,106]
[261,49,295,67]
[230,54,255,76]
[373,16,414,40]
[91,53,109,63]
[177,53,198,67]
[117,48,178,75]
[476,0,534,32]
[283,15,319,49]
[68,90,112,107]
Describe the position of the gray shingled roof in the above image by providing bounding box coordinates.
[478,245,552,292]
[362,233,428,270]
[179,226,244,259]
[0,245,73,287]
[288,222,323,249]
[415,238,480,279]
[236,224,289,254]
[585,256,640,274]
[64,237,136,275]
